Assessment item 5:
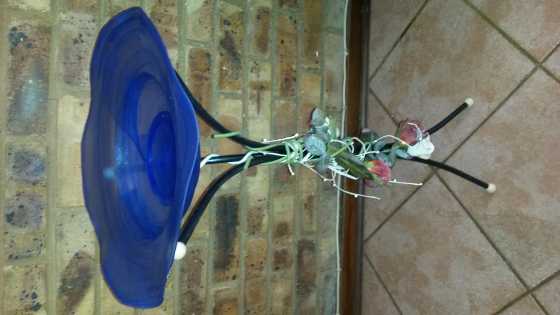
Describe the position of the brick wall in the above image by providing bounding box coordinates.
[0,0,346,314]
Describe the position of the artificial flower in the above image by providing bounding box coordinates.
[366,159,392,184]
[397,119,424,145]
[407,135,435,159]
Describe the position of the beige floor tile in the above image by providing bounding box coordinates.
[544,46,560,78]
[501,296,545,315]
[534,274,560,314]
[365,177,525,315]
[441,70,560,286]
[371,0,534,161]
[363,93,431,238]
[361,257,400,315]
[469,0,560,61]
[369,0,425,75]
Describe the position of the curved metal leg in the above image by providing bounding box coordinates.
[175,70,266,148]
[404,156,495,192]
[178,155,280,244]
[425,98,473,135]
[175,70,288,252]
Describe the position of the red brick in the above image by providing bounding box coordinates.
[271,275,292,315]
[245,238,267,279]
[4,189,47,261]
[245,278,267,315]
[64,0,97,13]
[323,33,344,112]
[272,99,297,139]
[279,0,297,8]
[214,288,239,315]
[246,168,270,236]
[149,0,178,49]
[213,194,241,282]
[250,5,271,57]
[219,2,244,92]
[107,0,141,16]
[3,264,47,313]
[59,13,97,90]
[187,47,213,138]
[302,0,322,68]
[296,239,316,299]
[214,95,244,159]
[276,15,297,97]
[299,72,321,128]
[248,60,272,119]
[179,245,208,314]
[272,196,294,246]
[56,251,95,314]
[186,0,214,42]
[7,20,50,135]
[299,171,318,234]
[273,247,293,271]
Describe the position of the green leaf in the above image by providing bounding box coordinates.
[316,156,331,172]
[310,108,327,127]
[304,134,327,156]
[327,143,373,180]
[373,139,386,152]
[360,129,379,142]
[395,148,411,159]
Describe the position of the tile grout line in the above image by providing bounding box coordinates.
[237,0,251,313]
[265,0,279,313]
[94,1,107,312]
[435,172,550,315]
[292,0,304,313]
[292,0,310,314]
[206,0,221,313]
[439,65,538,167]
[363,169,434,243]
[173,0,187,313]
[363,88,433,242]
[0,1,7,313]
[461,0,539,64]
[462,0,560,88]
[500,269,560,315]
[531,290,551,315]
[94,2,107,313]
[364,254,404,315]
[365,71,540,245]
[367,0,431,84]
[539,40,560,86]
[368,87,398,126]
[315,0,328,312]
[365,0,539,246]
[366,1,560,313]
[46,0,62,313]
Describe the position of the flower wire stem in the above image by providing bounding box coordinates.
[425,101,470,135]
[406,156,489,189]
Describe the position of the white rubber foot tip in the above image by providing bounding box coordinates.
[465,98,474,107]
[486,183,496,194]
[174,242,187,260]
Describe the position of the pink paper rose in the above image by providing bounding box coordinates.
[366,160,392,184]
[398,119,425,145]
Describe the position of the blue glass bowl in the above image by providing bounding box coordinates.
[82,7,200,308]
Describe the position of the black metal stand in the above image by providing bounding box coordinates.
[175,71,285,245]
[175,70,493,246]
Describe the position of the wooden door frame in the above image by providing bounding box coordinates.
[341,0,370,314]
